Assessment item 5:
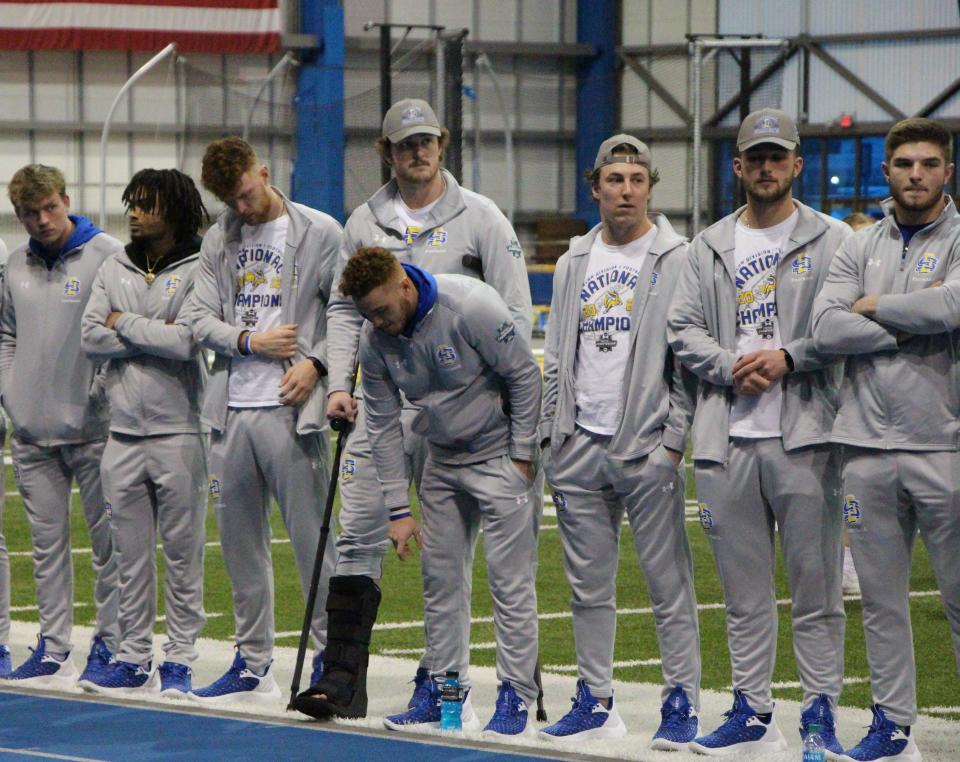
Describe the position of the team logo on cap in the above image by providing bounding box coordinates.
[341,457,356,481]
[552,491,567,512]
[792,254,811,275]
[916,254,938,274]
[436,344,458,366]
[753,114,781,135]
[63,277,81,298]
[401,106,426,125]
[698,502,714,529]
[843,495,862,526]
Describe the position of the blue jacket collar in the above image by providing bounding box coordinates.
[29,215,102,266]
[400,262,438,337]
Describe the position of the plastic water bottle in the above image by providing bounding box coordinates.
[439,670,464,732]
[803,723,827,762]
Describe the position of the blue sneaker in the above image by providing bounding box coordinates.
[151,662,193,696]
[483,680,535,738]
[78,635,113,684]
[383,672,479,731]
[80,660,152,695]
[801,694,845,759]
[840,705,921,762]
[189,650,281,706]
[689,689,788,755]
[0,645,11,677]
[5,634,78,689]
[309,650,324,688]
[538,679,626,742]
[650,685,701,751]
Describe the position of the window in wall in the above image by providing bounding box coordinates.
[859,136,887,217]
[795,138,821,211]
[822,138,857,220]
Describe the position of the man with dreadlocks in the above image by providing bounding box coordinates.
[79,168,210,696]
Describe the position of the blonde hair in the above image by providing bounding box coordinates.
[8,164,67,212]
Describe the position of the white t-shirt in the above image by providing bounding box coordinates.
[728,208,798,438]
[394,195,440,246]
[228,215,288,407]
[574,226,657,435]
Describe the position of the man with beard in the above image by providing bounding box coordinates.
[79,169,209,696]
[668,109,851,756]
[299,99,532,724]
[186,138,341,705]
[813,118,960,762]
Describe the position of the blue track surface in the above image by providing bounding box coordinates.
[0,693,557,761]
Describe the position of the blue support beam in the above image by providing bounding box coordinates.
[575,2,618,228]
[291,0,344,222]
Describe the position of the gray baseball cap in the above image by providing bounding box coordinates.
[382,98,442,143]
[737,108,800,152]
[593,133,652,170]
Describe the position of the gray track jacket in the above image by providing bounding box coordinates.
[326,169,532,394]
[541,215,694,459]
[361,273,542,510]
[184,189,341,435]
[81,248,205,437]
[0,230,121,445]
[667,201,851,463]
[812,196,960,451]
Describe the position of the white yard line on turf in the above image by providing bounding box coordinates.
[722,676,870,691]
[380,641,498,656]
[362,589,944,633]
[923,707,960,715]
[544,658,662,672]
[8,538,291,558]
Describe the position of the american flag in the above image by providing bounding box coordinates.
[0,0,281,54]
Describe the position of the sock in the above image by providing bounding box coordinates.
[756,712,773,724]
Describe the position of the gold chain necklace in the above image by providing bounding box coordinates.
[144,253,160,285]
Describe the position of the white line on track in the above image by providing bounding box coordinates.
[0,749,105,762]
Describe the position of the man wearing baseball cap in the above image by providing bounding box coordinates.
[668,108,851,755]
[537,134,701,749]
[298,98,534,730]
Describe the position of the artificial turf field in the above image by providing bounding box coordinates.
[3,434,958,723]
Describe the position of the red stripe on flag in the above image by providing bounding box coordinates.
[0,1,276,7]
[0,27,281,54]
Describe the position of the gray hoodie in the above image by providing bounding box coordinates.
[184,188,341,435]
[361,273,541,510]
[541,215,695,459]
[667,201,851,463]
[812,196,960,451]
[81,248,206,437]
[0,230,122,445]
[326,169,532,395]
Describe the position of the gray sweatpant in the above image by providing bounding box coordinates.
[419,452,540,706]
[335,399,425,579]
[546,426,701,707]
[694,438,844,713]
[208,406,335,672]
[0,421,8,645]
[100,432,207,666]
[842,447,960,726]
[10,436,119,655]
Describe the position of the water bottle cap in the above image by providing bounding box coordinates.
[808,723,821,732]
